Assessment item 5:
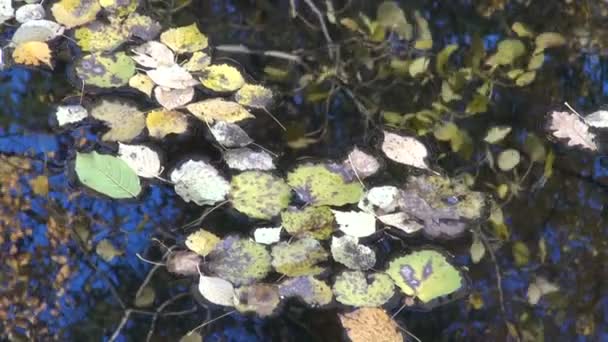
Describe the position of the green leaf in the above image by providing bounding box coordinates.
[287,164,364,207]
[96,238,123,261]
[76,52,135,88]
[487,39,526,67]
[75,151,141,199]
[229,171,291,219]
[534,32,566,54]
[74,21,128,52]
[271,238,328,277]
[386,249,464,303]
[160,23,208,54]
[436,44,458,76]
[512,241,530,267]
[376,1,412,39]
[206,236,271,286]
[281,206,335,240]
[527,53,545,70]
[332,271,394,307]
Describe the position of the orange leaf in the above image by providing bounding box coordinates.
[12,41,52,68]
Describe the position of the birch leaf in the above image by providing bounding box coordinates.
[75,151,141,198]
[55,105,88,126]
[343,147,380,180]
[166,251,201,276]
[117,143,162,178]
[146,110,189,138]
[96,239,123,261]
[187,98,254,124]
[271,238,328,277]
[224,148,275,171]
[160,24,208,54]
[76,52,136,88]
[497,149,520,171]
[206,236,271,286]
[74,21,128,52]
[340,308,403,342]
[378,212,423,234]
[254,226,282,245]
[527,276,559,305]
[12,41,52,67]
[128,74,155,97]
[583,110,608,128]
[381,131,430,170]
[332,210,376,238]
[548,111,597,150]
[210,121,253,147]
[147,64,197,89]
[182,51,211,72]
[154,86,194,110]
[279,276,333,306]
[235,84,273,108]
[484,126,512,144]
[331,236,376,270]
[11,19,65,44]
[229,171,291,220]
[200,64,245,92]
[15,4,45,23]
[233,284,280,316]
[333,271,394,307]
[90,98,145,142]
[51,0,100,28]
[170,160,229,206]
[198,275,235,307]
[131,41,175,68]
[185,229,220,257]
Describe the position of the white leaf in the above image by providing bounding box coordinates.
[381,131,430,169]
[330,235,376,270]
[55,105,88,126]
[526,276,559,305]
[131,41,175,69]
[331,210,376,238]
[224,148,275,171]
[147,64,198,89]
[154,86,194,110]
[210,121,253,147]
[469,233,486,263]
[377,212,423,234]
[198,275,235,307]
[343,147,380,179]
[15,4,44,23]
[358,186,401,214]
[584,110,608,128]
[254,226,282,245]
[548,111,597,150]
[0,0,13,24]
[170,160,230,206]
[117,143,162,178]
[11,20,65,44]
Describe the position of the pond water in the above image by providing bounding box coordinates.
[1,0,608,341]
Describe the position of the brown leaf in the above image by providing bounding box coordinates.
[339,308,403,342]
[548,111,597,150]
[166,251,201,276]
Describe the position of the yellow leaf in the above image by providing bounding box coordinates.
[199,64,245,92]
[185,229,220,256]
[160,23,208,54]
[186,98,254,124]
[128,73,155,97]
[146,110,188,139]
[51,0,101,29]
[30,175,49,196]
[12,41,52,68]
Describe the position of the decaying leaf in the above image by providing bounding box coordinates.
[279,276,332,306]
[198,275,235,307]
[166,251,201,276]
[234,284,280,316]
[90,98,145,142]
[271,238,328,277]
[235,84,273,108]
[117,143,162,178]
[11,19,65,44]
[131,41,175,68]
[548,111,597,150]
[51,0,100,28]
[75,151,141,198]
[526,276,559,305]
[287,164,364,207]
[332,210,376,238]
[146,110,189,138]
[147,64,198,89]
[200,64,245,92]
[122,13,161,41]
[339,308,403,342]
[12,41,52,67]
[229,171,291,220]
[96,238,123,261]
[170,160,230,206]
[224,148,275,171]
[331,235,376,270]
[55,104,88,126]
[160,23,208,54]
[187,98,254,124]
[182,51,211,72]
[281,206,335,240]
[185,229,220,256]
[386,249,465,304]
[253,226,282,245]
[76,52,136,88]
[381,131,430,170]
[74,21,128,52]
[358,186,402,215]
[343,147,380,180]
[206,236,271,286]
[154,86,195,110]
[209,121,253,147]
[332,271,394,307]
[0,0,13,24]
[378,212,423,234]
[128,74,155,97]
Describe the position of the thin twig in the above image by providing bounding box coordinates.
[302,0,335,59]
[186,310,236,336]
[146,293,192,342]
[262,107,287,131]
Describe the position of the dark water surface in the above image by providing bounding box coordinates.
[1,0,608,341]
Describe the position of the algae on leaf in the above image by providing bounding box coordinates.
[75,151,141,199]
[206,236,271,286]
[386,249,465,304]
[200,64,245,92]
[187,98,254,124]
[229,171,291,220]
[271,238,328,277]
[90,98,145,142]
[280,206,335,240]
[160,24,208,54]
[287,164,364,206]
[235,84,273,108]
[170,160,230,206]
[331,236,376,270]
[76,52,136,88]
[333,271,394,307]
[51,0,100,28]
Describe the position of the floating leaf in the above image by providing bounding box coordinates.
[548,111,596,150]
[378,212,423,234]
[497,149,520,171]
[235,84,273,108]
[12,41,52,67]
[99,0,137,17]
[381,131,429,170]
[198,275,235,307]
[15,4,45,23]
[134,287,155,307]
[182,51,211,72]
[131,41,175,68]
[74,21,128,52]
[484,125,512,144]
[234,284,280,316]
[0,0,13,24]
[96,239,122,261]
[154,86,195,110]
[75,151,141,198]
[339,308,403,342]
[122,13,161,40]
[90,98,145,142]
[187,98,254,124]
[129,74,155,97]
[358,186,401,214]
[206,236,271,286]
[583,110,608,128]
[332,210,376,238]
[534,32,566,54]
[76,52,136,88]
[11,19,65,44]
[331,236,376,270]
[229,171,291,220]
[224,148,275,171]
[344,147,380,179]
[55,104,88,126]
[281,206,334,240]
[160,24,208,54]
[146,110,188,139]
[253,226,282,245]
[51,0,100,28]
[200,64,245,92]
[117,143,161,178]
[170,160,229,206]
[386,249,464,303]
[166,251,201,276]
[333,271,394,307]
[287,164,364,206]
[209,121,253,147]
[279,276,332,306]
[185,229,220,256]
[147,64,197,89]
[527,276,559,305]
[486,39,526,67]
[271,238,328,277]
